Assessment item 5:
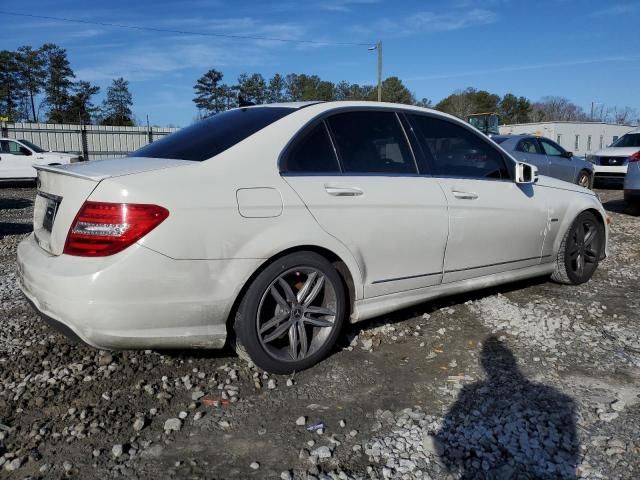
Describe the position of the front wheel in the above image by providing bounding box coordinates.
[551,211,604,285]
[577,170,591,189]
[233,252,347,374]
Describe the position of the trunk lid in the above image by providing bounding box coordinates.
[33,157,191,255]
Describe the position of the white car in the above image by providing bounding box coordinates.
[17,102,608,373]
[0,138,81,179]
[588,128,640,186]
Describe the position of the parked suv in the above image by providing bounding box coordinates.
[588,128,640,186]
[492,134,593,188]
[0,138,81,180]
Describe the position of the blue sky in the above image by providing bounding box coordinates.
[2,0,639,126]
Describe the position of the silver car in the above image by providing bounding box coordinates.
[493,134,594,188]
[624,154,640,207]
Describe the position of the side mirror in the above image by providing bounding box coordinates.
[561,151,573,159]
[20,147,32,156]
[515,161,538,184]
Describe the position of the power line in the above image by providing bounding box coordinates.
[0,11,374,47]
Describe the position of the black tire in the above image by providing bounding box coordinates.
[551,211,604,285]
[577,170,592,189]
[232,251,347,374]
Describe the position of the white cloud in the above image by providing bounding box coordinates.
[406,55,640,81]
[589,3,637,17]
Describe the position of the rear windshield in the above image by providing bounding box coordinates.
[611,133,640,148]
[131,107,295,161]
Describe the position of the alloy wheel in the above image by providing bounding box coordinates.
[256,267,337,362]
[567,219,600,279]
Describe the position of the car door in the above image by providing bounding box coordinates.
[540,138,576,183]
[406,113,549,283]
[0,140,35,178]
[513,137,550,175]
[281,109,449,298]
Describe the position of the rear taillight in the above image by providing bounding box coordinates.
[64,201,169,257]
[629,151,640,163]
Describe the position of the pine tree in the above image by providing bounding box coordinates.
[68,81,100,124]
[193,69,228,115]
[15,45,47,122]
[101,78,134,126]
[0,50,22,121]
[42,43,75,123]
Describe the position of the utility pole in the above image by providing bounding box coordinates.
[377,41,382,102]
[369,41,383,102]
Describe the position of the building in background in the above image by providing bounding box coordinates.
[499,122,635,157]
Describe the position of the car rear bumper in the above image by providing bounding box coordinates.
[17,234,261,350]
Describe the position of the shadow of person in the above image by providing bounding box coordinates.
[434,336,579,479]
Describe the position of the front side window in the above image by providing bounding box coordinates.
[409,114,510,180]
[131,107,295,161]
[6,141,28,155]
[326,111,416,174]
[283,123,340,173]
[540,138,564,156]
[516,138,541,154]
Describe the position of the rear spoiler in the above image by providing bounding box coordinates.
[34,164,101,181]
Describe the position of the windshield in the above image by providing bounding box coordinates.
[611,133,640,148]
[18,139,45,153]
[131,107,296,161]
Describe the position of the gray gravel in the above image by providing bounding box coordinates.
[1,185,639,479]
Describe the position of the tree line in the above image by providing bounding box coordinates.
[192,68,432,116]
[0,44,134,126]
[193,70,638,126]
[2,43,636,127]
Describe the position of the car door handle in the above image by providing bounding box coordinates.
[324,186,363,197]
[451,190,478,200]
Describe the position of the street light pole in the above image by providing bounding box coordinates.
[369,41,383,102]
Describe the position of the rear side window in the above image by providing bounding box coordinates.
[408,114,510,180]
[131,107,295,161]
[516,138,541,154]
[284,123,340,173]
[327,111,417,174]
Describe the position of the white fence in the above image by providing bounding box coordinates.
[1,122,179,161]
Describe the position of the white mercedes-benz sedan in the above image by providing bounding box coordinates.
[17,101,608,373]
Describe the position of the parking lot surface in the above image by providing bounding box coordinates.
[1,184,638,479]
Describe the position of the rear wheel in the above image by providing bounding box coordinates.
[577,170,591,189]
[551,211,603,284]
[233,252,347,374]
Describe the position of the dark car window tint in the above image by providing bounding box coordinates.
[516,138,541,154]
[408,115,510,180]
[131,107,295,161]
[540,139,563,156]
[611,133,640,148]
[285,123,340,173]
[327,111,416,174]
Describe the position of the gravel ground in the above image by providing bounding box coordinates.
[1,184,638,480]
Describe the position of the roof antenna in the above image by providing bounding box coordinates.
[238,95,255,108]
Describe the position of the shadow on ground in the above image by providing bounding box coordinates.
[435,336,578,479]
[602,198,640,217]
[0,222,33,236]
[0,198,33,210]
